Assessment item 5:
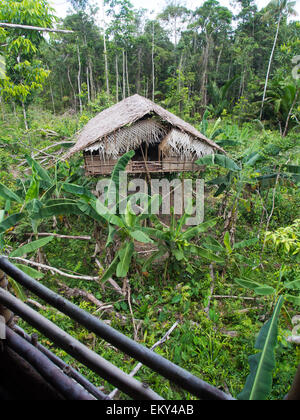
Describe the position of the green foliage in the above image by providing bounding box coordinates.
[238,296,284,400]
[265,219,300,255]
[235,266,300,307]
[0,0,55,122]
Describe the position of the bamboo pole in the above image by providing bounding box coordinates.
[5,327,95,400]
[0,257,234,400]
[13,325,109,400]
[0,287,163,400]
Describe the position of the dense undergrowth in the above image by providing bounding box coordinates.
[0,104,299,400]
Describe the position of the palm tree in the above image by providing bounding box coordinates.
[259,0,297,120]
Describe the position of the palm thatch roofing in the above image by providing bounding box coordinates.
[65,94,224,159]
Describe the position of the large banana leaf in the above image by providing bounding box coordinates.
[116,242,134,277]
[100,254,120,283]
[195,154,241,172]
[238,296,284,400]
[129,230,153,243]
[37,203,83,218]
[25,155,52,186]
[0,182,23,204]
[62,183,95,200]
[14,263,44,280]
[0,213,25,234]
[9,236,54,258]
[190,244,224,263]
[180,219,217,240]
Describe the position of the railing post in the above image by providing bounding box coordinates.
[285,364,300,400]
[0,269,13,328]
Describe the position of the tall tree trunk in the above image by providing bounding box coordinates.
[178,53,184,116]
[126,51,130,97]
[49,82,56,114]
[115,54,119,102]
[86,66,90,103]
[67,66,77,111]
[22,102,28,130]
[283,88,299,137]
[103,31,110,96]
[137,47,141,94]
[122,49,126,99]
[216,45,223,75]
[201,32,210,109]
[88,58,95,101]
[77,44,83,114]
[259,12,282,120]
[152,22,155,102]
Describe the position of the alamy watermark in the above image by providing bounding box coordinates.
[96,172,204,226]
[292,55,300,80]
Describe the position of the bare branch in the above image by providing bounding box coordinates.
[109,321,179,399]
[0,22,74,34]
[16,232,92,241]
[9,257,99,282]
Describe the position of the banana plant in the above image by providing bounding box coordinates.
[141,210,224,279]
[196,152,300,197]
[202,231,258,274]
[1,235,54,299]
[235,266,300,307]
[97,197,157,282]
[0,156,102,236]
[238,296,284,400]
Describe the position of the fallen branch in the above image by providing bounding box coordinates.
[26,299,47,311]
[95,259,124,296]
[56,281,127,323]
[9,257,99,282]
[109,321,179,399]
[56,281,112,311]
[17,141,75,166]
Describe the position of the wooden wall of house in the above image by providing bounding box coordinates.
[84,153,198,176]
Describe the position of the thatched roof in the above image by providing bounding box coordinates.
[65,94,224,158]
